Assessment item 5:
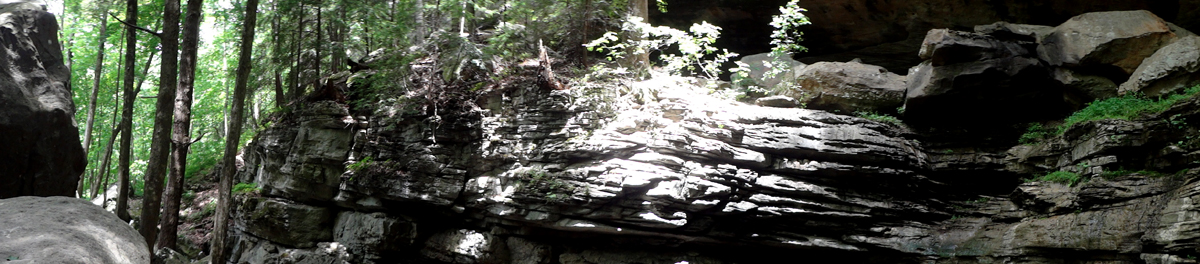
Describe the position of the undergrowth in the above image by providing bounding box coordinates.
[855,111,901,125]
[1027,171,1082,186]
[1020,85,1200,144]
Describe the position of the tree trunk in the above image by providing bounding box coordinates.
[157,0,203,250]
[80,14,109,197]
[213,0,259,262]
[91,94,122,199]
[288,4,302,101]
[623,0,650,74]
[271,2,285,108]
[115,0,139,223]
[140,0,181,249]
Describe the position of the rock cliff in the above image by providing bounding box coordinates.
[226,10,1200,264]
[0,2,84,198]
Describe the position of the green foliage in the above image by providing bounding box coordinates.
[1058,85,1200,134]
[347,156,374,173]
[855,111,901,124]
[1032,171,1083,186]
[584,17,738,79]
[520,169,578,203]
[967,197,991,204]
[232,183,260,194]
[1018,85,1200,144]
[764,0,810,79]
[1019,123,1051,145]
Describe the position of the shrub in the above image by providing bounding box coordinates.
[1035,171,1082,186]
[1058,85,1200,134]
[1019,123,1051,145]
[1018,85,1200,144]
[232,183,260,194]
[855,111,901,124]
[584,17,738,79]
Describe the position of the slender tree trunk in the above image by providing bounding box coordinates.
[315,4,322,84]
[271,3,285,108]
[115,0,140,223]
[213,0,259,262]
[80,14,110,197]
[624,0,650,74]
[91,95,122,199]
[288,7,302,101]
[157,0,203,250]
[140,0,181,249]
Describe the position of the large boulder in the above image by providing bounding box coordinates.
[334,211,417,263]
[0,3,83,198]
[903,57,1065,124]
[1038,10,1178,75]
[0,196,149,263]
[732,52,806,91]
[973,21,1054,43]
[1055,67,1119,105]
[1118,36,1200,97]
[779,61,906,114]
[236,197,335,248]
[919,29,1034,66]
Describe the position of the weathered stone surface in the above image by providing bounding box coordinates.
[973,21,1054,43]
[778,61,906,114]
[918,29,1033,66]
[251,101,354,203]
[753,95,800,108]
[0,196,149,264]
[237,197,335,248]
[0,3,83,198]
[229,42,1200,263]
[903,57,1064,124]
[421,229,508,264]
[1056,67,1119,104]
[1118,36,1200,97]
[1038,10,1177,75]
[334,211,416,263]
[558,250,723,264]
[231,235,352,264]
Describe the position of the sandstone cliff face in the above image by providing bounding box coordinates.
[0,3,84,198]
[227,11,1200,264]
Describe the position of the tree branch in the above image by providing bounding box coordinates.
[109,12,161,37]
[188,131,208,145]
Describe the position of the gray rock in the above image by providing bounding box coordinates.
[237,197,334,248]
[973,21,1054,43]
[232,235,351,264]
[506,237,551,264]
[919,29,1034,66]
[753,95,799,108]
[334,211,416,262]
[903,57,1063,124]
[732,52,805,90]
[1055,67,1119,104]
[0,3,83,198]
[1118,36,1200,97]
[421,229,508,264]
[1038,10,1177,74]
[779,61,906,114]
[254,101,354,203]
[558,250,724,264]
[0,196,149,264]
